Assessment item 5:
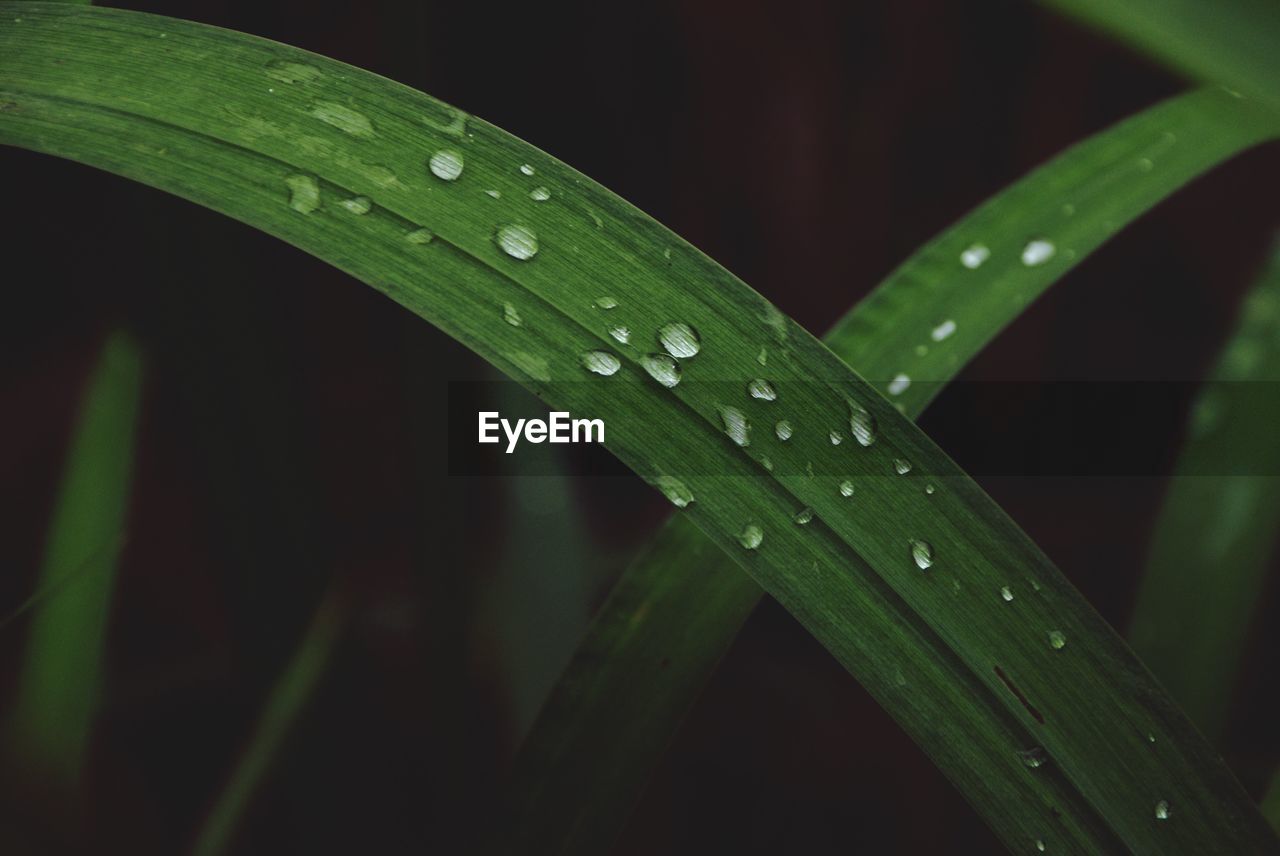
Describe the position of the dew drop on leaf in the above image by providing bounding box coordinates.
[719,406,751,447]
[595,296,619,310]
[655,476,694,508]
[428,149,464,181]
[1048,630,1067,650]
[849,400,878,446]
[496,224,539,260]
[1021,239,1056,267]
[309,101,375,137]
[658,322,701,358]
[284,173,321,214]
[519,163,536,176]
[839,480,855,498]
[894,458,912,475]
[888,374,911,396]
[339,195,372,215]
[265,60,323,84]
[641,354,682,388]
[739,523,764,550]
[960,243,990,269]
[609,326,631,344]
[757,347,768,366]
[1018,747,1047,768]
[530,186,551,202]
[793,507,814,525]
[405,228,434,244]
[748,379,777,401]
[910,539,934,570]
[1036,841,1046,852]
[931,319,957,342]
[1155,800,1171,821]
[1001,586,1014,602]
[829,430,843,445]
[775,420,793,441]
[581,351,620,376]
[502,302,522,327]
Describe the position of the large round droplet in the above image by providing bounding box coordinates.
[739,523,764,550]
[910,539,934,570]
[839,480,855,497]
[719,406,751,447]
[641,353,682,388]
[428,149,464,181]
[581,351,621,376]
[1021,239,1056,267]
[658,322,701,358]
[960,243,990,269]
[496,224,539,260]
[849,400,878,447]
[747,378,777,401]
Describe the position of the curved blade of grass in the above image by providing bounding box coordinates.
[2,7,1276,851]
[1042,0,1280,114]
[191,584,346,856]
[6,330,143,787]
[1128,240,1280,740]
[510,89,1280,853]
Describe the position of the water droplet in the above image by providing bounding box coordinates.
[519,163,536,176]
[1001,586,1014,602]
[888,374,911,396]
[961,244,990,269]
[849,400,878,447]
[775,420,793,441]
[925,483,936,495]
[595,296,619,310]
[609,326,631,344]
[265,60,322,84]
[894,458,912,475]
[530,186,551,202]
[760,456,774,471]
[655,476,694,508]
[484,189,502,199]
[757,347,768,366]
[642,354,682,388]
[748,379,777,401]
[428,149,464,181]
[1048,630,1067,650]
[1154,800,1171,821]
[829,430,843,446]
[663,247,673,261]
[496,224,539,260]
[1036,840,1046,852]
[739,524,764,550]
[1147,733,1157,744]
[1019,747,1047,768]
[719,406,751,447]
[309,102,375,137]
[284,173,321,214]
[793,507,814,525]
[405,227,434,244]
[839,480,855,497]
[1137,157,1153,172]
[1021,239,1056,267]
[581,350,620,376]
[339,195,372,215]
[658,322,701,358]
[931,319,957,342]
[502,302,523,327]
[910,539,934,570]
[509,352,551,383]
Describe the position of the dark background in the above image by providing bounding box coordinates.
[3,0,1279,852]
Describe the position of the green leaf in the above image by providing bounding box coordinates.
[6,330,143,786]
[1042,0,1280,115]
[192,585,346,856]
[509,89,1280,853]
[2,6,1276,851]
[1127,241,1280,740]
